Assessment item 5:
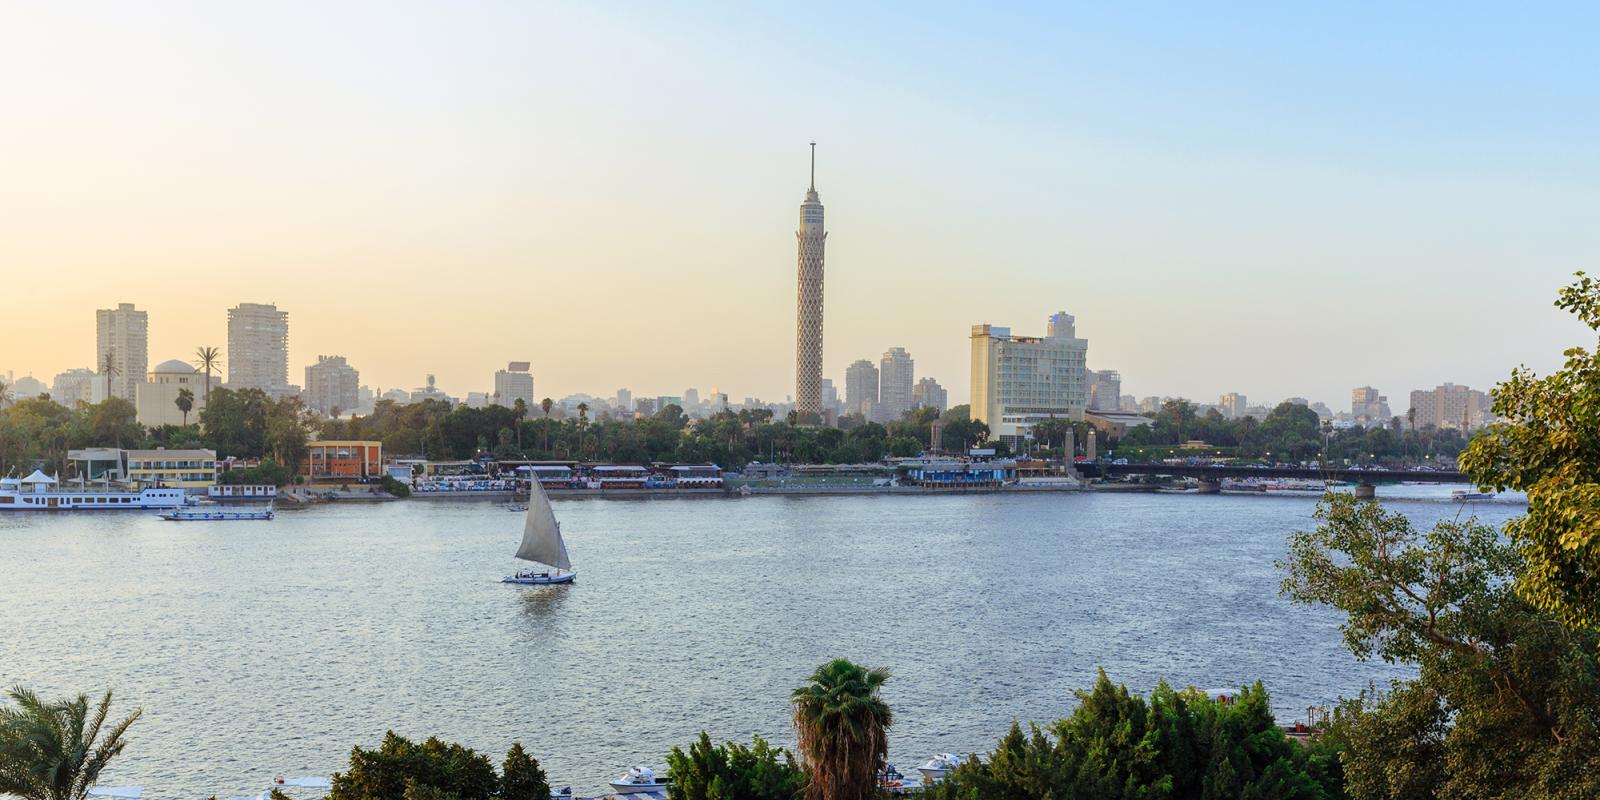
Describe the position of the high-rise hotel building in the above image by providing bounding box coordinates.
[970,311,1090,448]
[96,302,148,402]
[794,143,826,417]
[227,302,291,395]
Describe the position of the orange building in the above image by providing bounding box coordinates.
[304,440,383,480]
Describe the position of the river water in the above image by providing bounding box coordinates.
[0,487,1526,798]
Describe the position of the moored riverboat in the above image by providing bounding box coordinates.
[161,504,274,521]
[0,471,193,511]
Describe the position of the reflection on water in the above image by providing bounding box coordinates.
[0,490,1523,798]
[518,586,574,619]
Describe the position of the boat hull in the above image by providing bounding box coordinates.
[161,512,274,521]
[608,782,667,795]
[502,572,576,585]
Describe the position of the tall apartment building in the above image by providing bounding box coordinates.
[1351,386,1391,424]
[878,347,915,422]
[615,388,632,412]
[493,361,535,408]
[96,303,148,402]
[844,359,879,419]
[227,303,290,393]
[970,311,1089,447]
[912,377,948,413]
[1408,383,1492,431]
[1088,370,1122,410]
[304,355,360,417]
[1219,392,1248,419]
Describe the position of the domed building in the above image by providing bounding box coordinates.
[136,358,205,428]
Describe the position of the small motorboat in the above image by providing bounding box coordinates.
[917,753,964,782]
[507,504,528,512]
[609,765,669,794]
[548,787,572,799]
[1452,489,1496,501]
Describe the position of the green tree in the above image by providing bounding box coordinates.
[666,732,805,800]
[1459,271,1600,630]
[1281,493,1600,798]
[790,658,892,800]
[930,672,1336,800]
[265,397,311,473]
[498,743,549,800]
[175,388,195,426]
[0,687,142,800]
[327,732,499,800]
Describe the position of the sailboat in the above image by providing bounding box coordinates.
[502,478,575,584]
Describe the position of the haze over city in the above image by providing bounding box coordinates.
[3,2,1595,406]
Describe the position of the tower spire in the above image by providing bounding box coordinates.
[809,141,816,192]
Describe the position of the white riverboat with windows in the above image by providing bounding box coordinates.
[0,471,193,511]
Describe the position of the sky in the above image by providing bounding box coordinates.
[1,2,1596,410]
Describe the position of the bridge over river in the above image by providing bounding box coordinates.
[1074,462,1471,498]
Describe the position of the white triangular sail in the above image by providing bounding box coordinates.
[514,478,571,571]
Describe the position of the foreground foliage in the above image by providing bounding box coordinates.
[326,732,549,800]
[1460,271,1600,631]
[927,672,1340,800]
[665,732,804,800]
[1282,494,1600,799]
[792,659,893,800]
[0,687,142,800]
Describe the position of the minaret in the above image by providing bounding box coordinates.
[795,142,827,417]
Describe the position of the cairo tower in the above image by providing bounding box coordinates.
[795,143,826,416]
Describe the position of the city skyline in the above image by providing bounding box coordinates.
[0,4,1593,405]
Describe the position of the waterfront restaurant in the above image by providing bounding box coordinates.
[667,464,724,488]
[896,458,1016,490]
[591,465,650,489]
[303,440,383,480]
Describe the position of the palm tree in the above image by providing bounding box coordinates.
[98,349,118,402]
[0,687,142,800]
[791,659,893,800]
[512,398,528,452]
[175,388,194,426]
[540,397,554,451]
[192,346,222,406]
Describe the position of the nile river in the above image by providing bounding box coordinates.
[0,488,1525,797]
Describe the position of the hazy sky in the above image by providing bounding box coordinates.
[2,2,1596,409]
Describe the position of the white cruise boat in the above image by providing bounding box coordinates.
[917,753,965,782]
[609,765,669,794]
[0,471,192,511]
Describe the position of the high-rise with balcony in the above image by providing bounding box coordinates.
[494,361,535,409]
[227,303,290,394]
[970,311,1090,447]
[878,347,914,422]
[794,143,826,417]
[304,355,360,417]
[96,302,148,402]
